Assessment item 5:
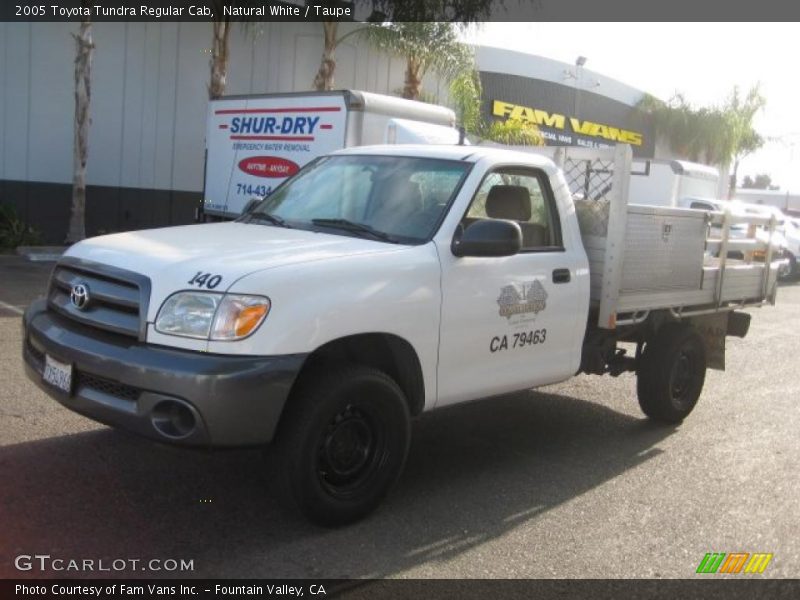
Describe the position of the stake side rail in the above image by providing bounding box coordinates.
[551,145,782,330]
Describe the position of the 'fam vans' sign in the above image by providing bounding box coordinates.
[480,71,654,157]
[492,100,644,147]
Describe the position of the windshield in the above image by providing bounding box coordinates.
[242,155,470,244]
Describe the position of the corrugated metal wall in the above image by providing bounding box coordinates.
[0,21,447,194]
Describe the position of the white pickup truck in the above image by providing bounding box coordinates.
[23,144,781,525]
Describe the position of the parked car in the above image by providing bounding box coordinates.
[681,198,788,273]
[729,202,796,281]
[780,216,800,280]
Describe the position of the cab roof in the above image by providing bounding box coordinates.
[331,143,559,171]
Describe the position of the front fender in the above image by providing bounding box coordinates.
[207,243,442,410]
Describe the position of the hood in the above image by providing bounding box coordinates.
[66,223,403,312]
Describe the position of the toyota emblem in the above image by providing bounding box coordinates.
[70,283,91,310]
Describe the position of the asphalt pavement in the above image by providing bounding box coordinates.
[0,253,798,579]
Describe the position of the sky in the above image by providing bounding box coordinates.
[464,23,800,192]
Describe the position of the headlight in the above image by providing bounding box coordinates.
[155,292,270,341]
[155,292,220,339]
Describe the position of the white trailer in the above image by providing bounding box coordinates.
[627,158,720,208]
[202,90,457,219]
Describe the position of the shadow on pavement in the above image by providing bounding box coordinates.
[0,256,52,309]
[0,389,675,578]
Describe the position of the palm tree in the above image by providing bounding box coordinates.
[361,22,473,101]
[310,1,494,93]
[208,1,231,99]
[725,86,766,196]
[449,69,544,146]
[207,2,262,99]
[312,20,376,92]
[312,21,339,91]
[638,85,765,184]
[65,0,94,243]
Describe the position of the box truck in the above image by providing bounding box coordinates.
[200,90,458,219]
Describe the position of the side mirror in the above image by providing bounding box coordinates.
[452,219,522,257]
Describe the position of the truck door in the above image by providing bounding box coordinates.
[436,167,582,407]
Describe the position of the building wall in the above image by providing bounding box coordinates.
[0,21,447,243]
[2,23,673,244]
[734,189,800,215]
[475,46,645,107]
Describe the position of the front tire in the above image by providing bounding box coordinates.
[636,324,707,423]
[271,364,411,526]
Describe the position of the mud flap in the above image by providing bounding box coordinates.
[689,312,728,371]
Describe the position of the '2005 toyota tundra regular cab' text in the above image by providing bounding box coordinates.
[23,144,782,525]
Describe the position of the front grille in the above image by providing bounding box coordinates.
[75,370,141,402]
[48,260,149,339]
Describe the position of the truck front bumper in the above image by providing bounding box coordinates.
[22,299,306,447]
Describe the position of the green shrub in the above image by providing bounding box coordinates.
[0,203,42,249]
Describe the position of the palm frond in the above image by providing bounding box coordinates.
[637,85,765,165]
[359,22,472,84]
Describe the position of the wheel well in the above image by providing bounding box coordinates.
[295,333,425,416]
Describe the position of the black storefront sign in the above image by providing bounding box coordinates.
[480,71,655,158]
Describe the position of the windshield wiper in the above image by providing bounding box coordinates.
[246,212,292,228]
[311,218,400,243]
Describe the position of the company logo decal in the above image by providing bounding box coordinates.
[70,283,90,310]
[497,280,548,320]
[696,552,773,574]
[229,115,320,136]
[492,99,644,146]
[214,106,340,142]
[238,156,300,178]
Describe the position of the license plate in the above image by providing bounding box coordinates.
[43,355,73,394]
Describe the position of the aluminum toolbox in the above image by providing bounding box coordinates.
[620,204,707,293]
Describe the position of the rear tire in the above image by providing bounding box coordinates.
[270,364,411,526]
[636,324,707,423]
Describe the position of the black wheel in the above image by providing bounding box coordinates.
[270,364,411,526]
[636,324,707,423]
[778,252,797,282]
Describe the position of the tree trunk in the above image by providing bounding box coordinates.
[403,58,422,100]
[66,8,94,244]
[209,19,231,99]
[312,21,338,91]
[729,159,740,199]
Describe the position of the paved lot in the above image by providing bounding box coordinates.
[0,253,798,579]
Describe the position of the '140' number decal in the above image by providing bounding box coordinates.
[188,272,223,289]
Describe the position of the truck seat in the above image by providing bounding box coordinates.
[485,185,547,248]
[370,179,424,233]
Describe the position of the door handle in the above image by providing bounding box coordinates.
[552,268,571,284]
